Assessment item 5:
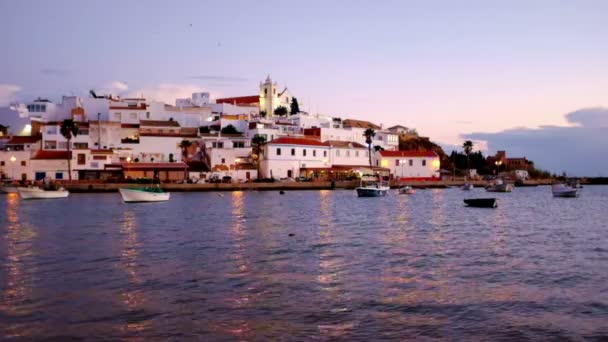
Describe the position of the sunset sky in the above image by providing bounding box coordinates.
[1,0,607,175]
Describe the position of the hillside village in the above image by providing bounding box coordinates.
[0,76,534,184]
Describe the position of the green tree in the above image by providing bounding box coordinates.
[463,140,473,174]
[290,98,300,115]
[251,135,267,179]
[273,106,288,117]
[179,139,192,161]
[363,128,376,168]
[220,124,241,135]
[60,119,79,181]
[259,110,267,118]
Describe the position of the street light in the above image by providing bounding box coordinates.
[9,156,16,180]
[126,156,132,163]
[495,160,503,175]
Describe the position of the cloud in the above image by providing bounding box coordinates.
[0,84,22,106]
[464,107,608,176]
[189,75,248,83]
[127,83,222,104]
[40,68,70,76]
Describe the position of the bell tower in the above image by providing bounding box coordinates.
[259,75,278,118]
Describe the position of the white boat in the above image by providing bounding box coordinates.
[486,179,513,192]
[462,183,474,191]
[552,184,579,198]
[398,185,416,195]
[18,186,69,199]
[355,176,390,197]
[119,187,170,203]
[0,184,18,193]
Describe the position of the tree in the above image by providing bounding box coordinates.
[251,135,267,179]
[273,106,288,117]
[220,124,241,135]
[259,110,267,118]
[363,128,376,168]
[463,140,473,175]
[169,153,175,163]
[290,98,300,115]
[179,139,192,161]
[60,119,79,181]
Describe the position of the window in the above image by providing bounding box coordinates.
[114,113,122,121]
[264,88,268,95]
[356,151,359,157]
[233,141,245,148]
[130,113,138,119]
[221,158,226,164]
[291,148,295,156]
[0,161,4,166]
[323,151,327,157]
[409,159,413,166]
[313,150,316,157]
[58,142,68,150]
[276,148,281,155]
[212,142,224,148]
[336,150,340,157]
[422,159,426,166]
[74,142,88,149]
[44,141,57,149]
[21,161,26,166]
[79,128,89,135]
[77,154,86,165]
[46,127,57,134]
[303,149,307,157]
[395,160,399,166]
[55,172,63,180]
[346,150,350,157]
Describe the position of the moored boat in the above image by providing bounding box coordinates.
[462,183,474,191]
[0,184,18,193]
[119,187,170,203]
[398,185,415,195]
[355,176,389,197]
[486,179,513,192]
[464,198,497,208]
[18,186,69,199]
[552,184,579,198]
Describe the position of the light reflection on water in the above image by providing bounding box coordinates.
[0,187,608,340]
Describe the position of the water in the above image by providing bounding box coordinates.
[1,186,607,340]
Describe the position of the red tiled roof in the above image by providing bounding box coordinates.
[140,120,180,127]
[106,162,188,170]
[216,95,260,105]
[32,150,70,159]
[379,150,438,158]
[325,140,367,149]
[268,137,330,147]
[121,123,140,128]
[7,135,42,145]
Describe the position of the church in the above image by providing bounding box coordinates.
[215,75,296,118]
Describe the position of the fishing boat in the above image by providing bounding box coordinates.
[18,186,69,199]
[551,184,579,198]
[119,186,170,203]
[355,175,389,197]
[462,183,474,191]
[464,198,497,208]
[398,185,416,195]
[485,179,513,192]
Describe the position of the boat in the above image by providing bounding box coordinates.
[0,184,18,193]
[18,186,69,199]
[485,179,513,192]
[398,185,416,195]
[462,183,474,191]
[551,183,579,198]
[355,176,390,197]
[119,186,170,203]
[464,198,497,208]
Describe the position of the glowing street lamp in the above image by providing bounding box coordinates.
[494,160,503,175]
[126,157,132,163]
[9,156,16,180]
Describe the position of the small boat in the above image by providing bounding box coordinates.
[18,186,69,199]
[464,198,497,208]
[486,179,513,192]
[0,184,18,193]
[462,183,474,191]
[119,187,170,203]
[398,185,416,195]
[552,184,579,198]
[355,176,389,197]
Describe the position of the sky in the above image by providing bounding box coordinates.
[1,0,607,176]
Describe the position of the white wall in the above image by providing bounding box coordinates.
[330,147,369,166]
[378,155,440,179]
[0,151,32,180]
[208,147,252,168]
[260,144,330,179]
[129,136,183,162]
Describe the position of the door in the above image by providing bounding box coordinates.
[287,170,293,178]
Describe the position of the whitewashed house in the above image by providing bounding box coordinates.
[260,137,330,179]
[376,150,440,181]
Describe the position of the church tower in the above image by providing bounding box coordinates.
[259,75,278,118]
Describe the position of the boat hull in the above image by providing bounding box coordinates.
[356,187,389,197]
[119,188,170,202]
[18,187,69,199]
[486,184,513,192]
[552,184,579,198]
[464,198,497,208]
[0,186,18,193]
[553,191,578,198]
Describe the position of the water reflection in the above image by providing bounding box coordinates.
[119,208,149,335]
[1,193,37,339]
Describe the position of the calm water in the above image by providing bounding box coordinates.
[1,186,608,341]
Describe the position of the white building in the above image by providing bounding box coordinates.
[326,141,370,168]
[260,137,331,179]
[376,150,440,181]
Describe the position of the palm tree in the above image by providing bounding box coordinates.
[251,135,267,179]
[60,119,79,181]
[363,128,376,169]
[463,140,473,176]
[179,139,193,162]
